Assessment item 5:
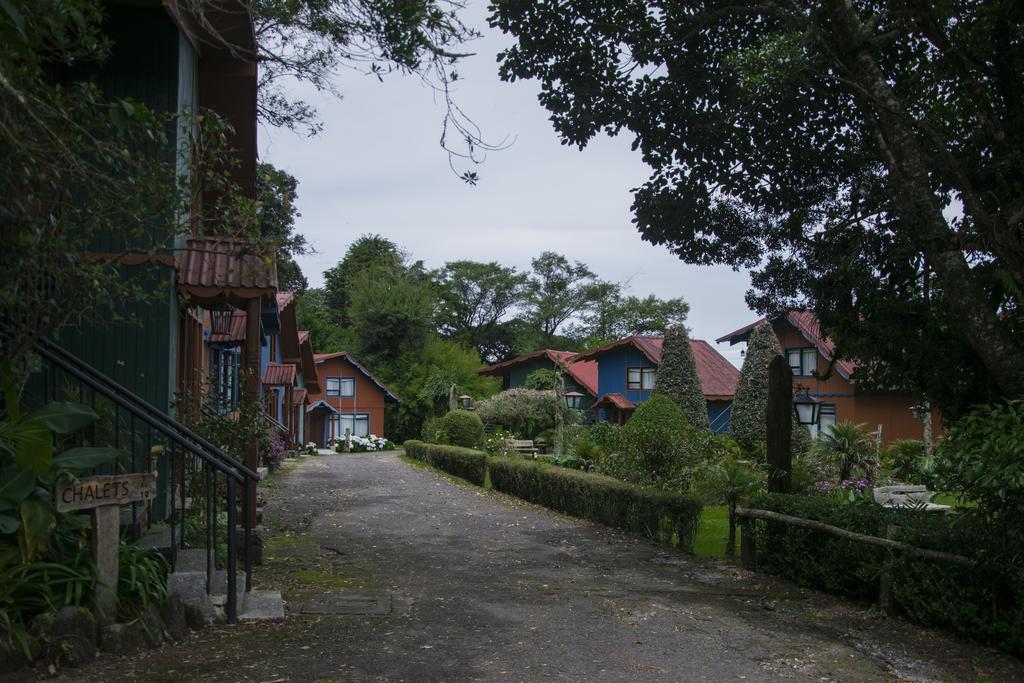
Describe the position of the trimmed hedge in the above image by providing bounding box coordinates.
[748,493,1024,655]
[489,456,702,552]
[403,440,488,486]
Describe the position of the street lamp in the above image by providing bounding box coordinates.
[793,387,821,425]
[563,391,584,410]
[458,394,473,410]
[909,403,927,420]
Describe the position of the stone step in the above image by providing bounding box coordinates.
[239,590,285,622]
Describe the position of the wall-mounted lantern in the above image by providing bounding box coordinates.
[793,387,822,425]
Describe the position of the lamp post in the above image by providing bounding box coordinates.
[458,394,473,410]
[564,391,584,410]
[554,371,566,456]
[793,386,822,426]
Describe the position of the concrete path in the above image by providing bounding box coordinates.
[63,452,1023,681]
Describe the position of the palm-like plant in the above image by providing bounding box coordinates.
[693,456,765,556]
[814,421,877,481]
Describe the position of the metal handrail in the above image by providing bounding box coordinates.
[38,338,258,481]
[261,410,288,434]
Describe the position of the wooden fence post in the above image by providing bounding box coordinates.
[739,518,757,570]
[878,524,900,615]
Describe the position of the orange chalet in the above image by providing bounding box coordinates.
[718,311,941,446]
[305,352,401,446]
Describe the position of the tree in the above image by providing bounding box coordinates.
[692,455,765,557]
[251,0,504,179]
[257,163,308,293]
[572,293,689,347]
[322,234,406,324]
[347,262,435,370]
[654,325,709,431]
[491,1,1024,413]
[523,368,560,390]
[813,422,877,482]
[523,252,613,344]
[432,260,527,362]
[731,323,779,453]
[295,289,345,353]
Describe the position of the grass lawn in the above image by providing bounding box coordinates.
[693,505,734,559]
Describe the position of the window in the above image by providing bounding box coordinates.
[626,366,656,391]
[331,413,369,437]
[786,348,817,377]
[325,377,355,397]
[811,404,837,440]
[210,347,239,409]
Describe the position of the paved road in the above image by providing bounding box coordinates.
[63,452,1022,681]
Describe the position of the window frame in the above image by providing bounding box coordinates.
[785,347,818,377]
[325,376,355,398]
[331,413,370,437]
[625,366,656,391]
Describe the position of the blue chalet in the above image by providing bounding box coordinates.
[570,336,740,434]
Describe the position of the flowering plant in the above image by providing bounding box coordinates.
[333,434,395,453]
[304,442,318,455]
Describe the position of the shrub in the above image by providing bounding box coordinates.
[482,428,518,457]
[403,440,488,485]
[729,322,779,452]
[585,421,620,454]
[691,456,765,556]
[881,440,935,485]
[489,456,702,551]
[747,493,1024,655]
[436,410,484,448]
[421,417,443,443]
[812,421,878,481]
[603,395,709,491]
[474,389,573,437]
[654,325,710,430]
[523,368,560,390]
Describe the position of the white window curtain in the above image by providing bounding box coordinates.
[331,413,369,437]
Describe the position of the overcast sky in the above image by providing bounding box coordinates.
[259,2,756,366]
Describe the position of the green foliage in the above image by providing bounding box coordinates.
[474,389,573,439]
[116,543,168,617]
[295,289,345,354]
[404,440,488,486]
[603,395,707,491]
[937,400,1024,537]
[523,252,614,344]
[653,325,709,431]
[322,234,406,325]
[523,368,560,390]
[436,410,484,449]
[749,493,1024,655]
[812,422,878,481]
[257,163,308,293]
[573,294,689,349]
[431,260,528,363]
[489,456,702,552]
[730,323,780,453]
[491,0,1024,411]
[481,429,519,458]
[881,440,935,486]
[691,455,765,556]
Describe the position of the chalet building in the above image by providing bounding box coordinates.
[717,311,941,444]
[306,352,401,446]
[570,337,740,433]
[477,349,599,410]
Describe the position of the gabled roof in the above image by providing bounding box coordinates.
[477,349,599,397]
[593,393,637,411]
[314,352,402,403]
[571,336,740,400]
[292,388,308,406]
[716,311,855,380]
[209,309,247,343]
[297,330,319,393]
[262,362,296,386]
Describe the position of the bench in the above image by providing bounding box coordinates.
[871,484,950,512]
[511,439,538,457]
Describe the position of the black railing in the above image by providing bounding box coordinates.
[33,339,258,622]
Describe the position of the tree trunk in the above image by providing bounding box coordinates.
[822,0,1024,399]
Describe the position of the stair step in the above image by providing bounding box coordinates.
[239,590,285,622]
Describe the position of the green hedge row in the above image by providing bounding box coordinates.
[403,440,702,553]
[748,493,1024,655]
[403,440,488,486]
[488,457,702,551]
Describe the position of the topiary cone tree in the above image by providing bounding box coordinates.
[732,322,817,459]
[731,323,780,453]
[654,325,709,431]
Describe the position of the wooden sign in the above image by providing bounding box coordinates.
[55,472,157,623]
[56,473,157,513]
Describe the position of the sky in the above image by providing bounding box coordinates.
[258,2,757,367]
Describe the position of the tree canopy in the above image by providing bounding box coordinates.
[653,325,709,431]
[490,0,1024,414]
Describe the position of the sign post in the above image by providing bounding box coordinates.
[56,473,157,623]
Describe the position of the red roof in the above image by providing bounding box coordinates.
[716,311,855,380]
[209,309,247,343]
[261,362,296,386]
[593,393,636,411]
[477,349,599,397]
[292,388,308,405]
[298,330,310,345]
[178,237,277,300]
[572,336,739,400]
[276,291,294,310]
[314,352,402,403]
